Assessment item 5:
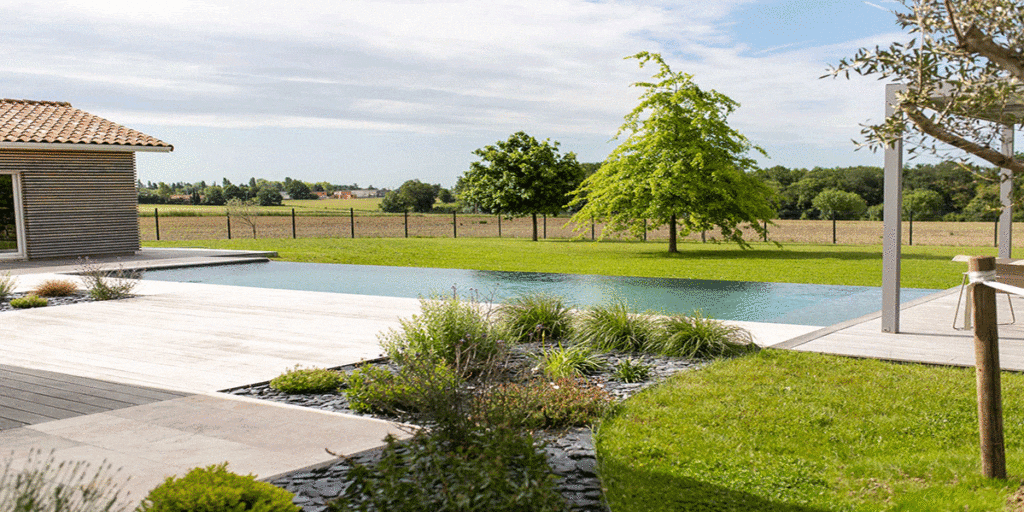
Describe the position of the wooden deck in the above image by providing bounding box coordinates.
[0,364,187,431]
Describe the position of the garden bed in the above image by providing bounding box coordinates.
[0,291,95,312]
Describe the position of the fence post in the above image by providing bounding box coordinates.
[498,214,502,238]
[543,214,547,239]
[995,219,999,248]
[350,208,355,239]
[291,208,296,239]
[832,211,837,244]
[404,210,409,238]
[643,219,647,242]
[763,219,768,242]
[453,211,457,238]
[969,255,1006,479]
[908,210,913,246]
[226,212,232,240]
[591,216,595,241]
[154,208,160,241]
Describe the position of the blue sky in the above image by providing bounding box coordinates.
[3,0,951,189]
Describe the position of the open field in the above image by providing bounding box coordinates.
[137,197,383,216]
[143,237,992,289]
[138,212,1017,247]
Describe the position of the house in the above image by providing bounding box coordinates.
[0,99,172,260]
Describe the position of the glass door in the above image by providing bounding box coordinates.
[0,174,21,257]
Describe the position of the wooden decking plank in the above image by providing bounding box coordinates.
[0,395,76,424]
[0,417,25,430]
[0,373,165,407]
[0,379,138,410]
[0,365,186,402]
[0,383,110,415]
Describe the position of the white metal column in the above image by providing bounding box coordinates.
[999,125,1014,260]
[882,84,904,333]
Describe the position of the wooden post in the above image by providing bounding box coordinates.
[350,208,355,239]
[643,219,647,242]
[291,208,296,239]
[908,210,913,246]
[969,255,1006,479]
[832,211,837,244]
[404,210,409,238]
[995,219,999,248]
[543,214,547,239]
[226,212,232,240]
[453,211,457,238]
[154,208,160,241]
[763,219,768,242]
[498,214,502,238]
[591,216,595,241]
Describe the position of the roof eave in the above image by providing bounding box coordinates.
[0,142,173,153]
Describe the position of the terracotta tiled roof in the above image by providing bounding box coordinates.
[0,99,172,150]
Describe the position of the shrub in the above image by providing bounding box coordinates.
[10,294,48,308]
[532,342,606,379]
[0,272,16,301]
[654,313,758,359]
[343,361,462,422]
[477,377,612,431]
[379,292,500,370]
[138,463,299,512]
[328,429,564,512]
[611,359,652,383]
[497,293,574,343]
[0,448,132,512]
[574,301,658,353]
[269,366,344,394]
[32,279,79,297]
[77,259,141,301]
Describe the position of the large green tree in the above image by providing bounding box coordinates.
[379,179,440,213]
[827,0,1024,175]
[570,52,775,252]
[460,132,583,241]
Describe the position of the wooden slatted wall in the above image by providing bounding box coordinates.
[0,150,139,259]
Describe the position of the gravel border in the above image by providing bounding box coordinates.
[227,346,705,512]
[0,292,96,312]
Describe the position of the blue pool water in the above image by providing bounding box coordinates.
[143,262,940,327]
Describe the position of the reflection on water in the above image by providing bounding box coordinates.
[144,261,939,327]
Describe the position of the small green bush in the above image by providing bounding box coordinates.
[269,366,344,394]
[0,272,16,301]
[497,293,574,343]
[654,313,757,358]
[32,279,79,297]
[343,362,461,419]
[10,294,48,309]
[611,359,652,383]
[574,301,658,352]
[138,463,299,512]
[533,342,606,379]
[77,259,141,301]
[379,292,500,370]
[477,377,612,431]
[328,429,564,512]
[0,448,132,512]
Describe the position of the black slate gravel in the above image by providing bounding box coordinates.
[228,345,704,512]
[0,292,96,312]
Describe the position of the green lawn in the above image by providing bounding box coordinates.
[144,237,994,290]
[598,350,1024,511]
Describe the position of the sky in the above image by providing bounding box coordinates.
[2,0,972,189]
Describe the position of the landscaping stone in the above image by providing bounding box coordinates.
[0,292,95,312]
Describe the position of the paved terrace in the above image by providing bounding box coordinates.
[1,248,1021,507]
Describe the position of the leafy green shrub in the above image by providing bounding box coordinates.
[0,448,132,512]
[344,361,461,421]
[612,358,652,383]
[32,279,79,297]
[138,463,299,512]
[654,313,757,358]
[533,342,606,379]
[328,429,564,512]
[77,258,141,301]
[379,292,500,370]
[497,293,574,343]
[269,366,344,394]
[10,294,48,309]
[574,301,658,352]
[477,377,612,430]
[0,272,15,301]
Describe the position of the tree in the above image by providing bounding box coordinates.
[226,198,260,238]
[256,187,283,207]
[203,186,226,206]
[827,0,1024,177]
[902,188,944,219]
[379,180,439,213]
[570,52,775,252]
[811,189,868,220]
[460,131,583,241]
[285,180,314,200]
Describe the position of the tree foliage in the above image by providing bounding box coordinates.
[256,186,283,207]
[902,188,944,219]
[570,52,775,251]
[460,131,583,241]
[827,0,1024,176]
[380,180,440,213]
[811,189,868,220]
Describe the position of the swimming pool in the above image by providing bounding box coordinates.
[143,261,940,327]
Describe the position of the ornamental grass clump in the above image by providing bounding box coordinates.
[0,449,132,512]
[532,342,606,379]
[138,463,299,512]
[269,366,344,394]
[77,259,141,301]
[497,293,574,343]
[32,278,79,297]
[611,358,652,383]
[655,312,757,359]
[476,377,612,431]
[574,301,658,353]
[10,294,48,309]
[0,272,15,301]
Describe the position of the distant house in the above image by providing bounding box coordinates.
[0,99,172,260]
[333,189,383,200]
[313,191,329,199]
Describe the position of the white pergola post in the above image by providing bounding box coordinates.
[1000,125,1014,260]
[882,84,904,333]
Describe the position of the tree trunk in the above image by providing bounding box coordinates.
[531,213,538,241]
[668,213,678,253]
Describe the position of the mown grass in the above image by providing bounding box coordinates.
[143,237,991,289]
[597,350,1024,512]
